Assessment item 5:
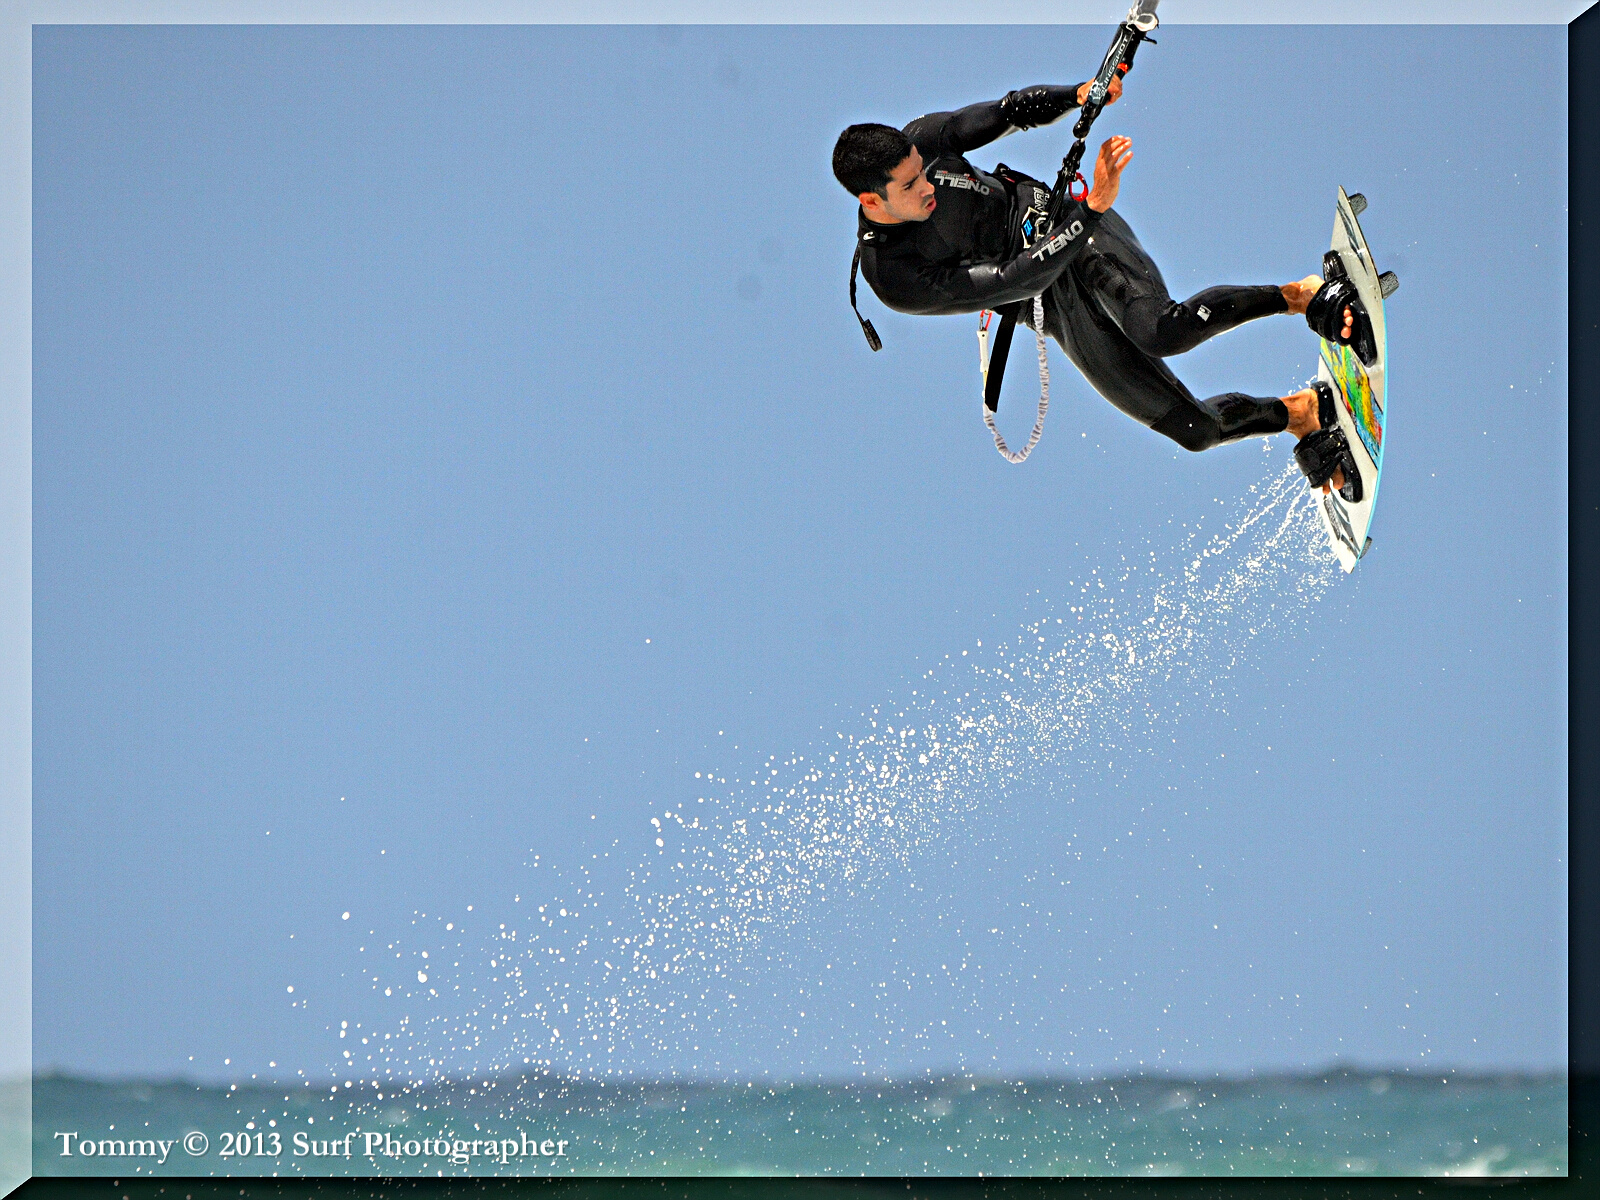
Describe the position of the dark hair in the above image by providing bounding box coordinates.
[832,123,913,198]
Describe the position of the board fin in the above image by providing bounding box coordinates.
[1347,192,1368,215]
[1379,271,1399,299]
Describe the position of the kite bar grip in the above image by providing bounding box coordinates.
[1047,6,1158,230]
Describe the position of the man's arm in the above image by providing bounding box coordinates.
[871,200,1104,317]
[903,84,1086,159]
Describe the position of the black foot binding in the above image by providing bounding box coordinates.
[1306,251,1378,367]
[1293,381,1364,504]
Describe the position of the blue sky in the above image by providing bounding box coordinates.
[25,21,1566,1084]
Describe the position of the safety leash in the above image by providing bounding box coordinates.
[978,295,1050,463]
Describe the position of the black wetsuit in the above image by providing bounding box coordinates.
[855,87,1291,451]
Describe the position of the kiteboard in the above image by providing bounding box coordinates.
[1310,186,1398,573]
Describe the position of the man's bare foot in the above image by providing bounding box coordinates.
[1283,386,1345,494]
[1282,274,1356,342]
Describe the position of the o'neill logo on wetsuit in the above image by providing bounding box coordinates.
[1029,219,1084,260]
[933,170,992,195]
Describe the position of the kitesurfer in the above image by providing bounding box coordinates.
[833,81,1358,493]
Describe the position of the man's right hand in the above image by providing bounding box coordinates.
[1076,75,1124,107]
[1085,134,1133,213]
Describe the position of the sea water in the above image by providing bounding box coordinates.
[30,1071,1565,1177]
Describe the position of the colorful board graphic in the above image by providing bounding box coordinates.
[1312,187,1392,573]
[1318,338,1381,463]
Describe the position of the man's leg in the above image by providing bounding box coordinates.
[1148,391,1289,452]
[1281,383,1348,494]
[1041,272,1288,453]
[1075,209,1298,359]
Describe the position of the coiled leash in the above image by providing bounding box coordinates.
[977,298,1050,463]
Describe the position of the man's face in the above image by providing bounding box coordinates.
[860,149,936,224]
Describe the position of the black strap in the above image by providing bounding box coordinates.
[848,247,881,352]
[982,163,1045,414]
[983,301,1024,413]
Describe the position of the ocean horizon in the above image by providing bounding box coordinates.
[20,1067,1567,1178]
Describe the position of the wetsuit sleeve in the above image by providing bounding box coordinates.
[904,84,1084,157]
[872,202,1104,317]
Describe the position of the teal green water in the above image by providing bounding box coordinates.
[27,1072,1565,1178]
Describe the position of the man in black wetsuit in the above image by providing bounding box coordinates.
[833,81,1357,491]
